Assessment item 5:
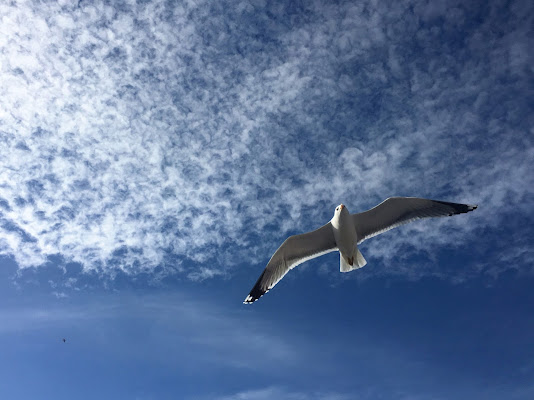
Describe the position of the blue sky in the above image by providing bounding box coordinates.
[0,0,533,398]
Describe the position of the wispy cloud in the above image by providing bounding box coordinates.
[206,386,351,400]
[2,285,532,400]
[0,291,296,368]
[0,0,532,281]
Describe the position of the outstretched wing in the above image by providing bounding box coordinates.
[244,222,337,304]
[352,197,477,244]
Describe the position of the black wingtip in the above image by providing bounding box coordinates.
[243,285,269,304]
[243,270,269,304]
[434,200,478,215]
[243,289,269,304]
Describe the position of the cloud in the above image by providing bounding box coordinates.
[0,0,532,282]
[208,386,351,400]
[3,284,531,400]
[0,290,296,368]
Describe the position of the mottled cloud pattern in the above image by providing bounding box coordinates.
[0,0,532,279]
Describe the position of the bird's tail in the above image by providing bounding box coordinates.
[340,248,367,272]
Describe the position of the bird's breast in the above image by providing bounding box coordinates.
[332,219,357,257]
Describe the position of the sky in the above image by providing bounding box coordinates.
[0,0,533,398]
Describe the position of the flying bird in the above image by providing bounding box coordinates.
[244,197,477,304]
[62,338,66,343]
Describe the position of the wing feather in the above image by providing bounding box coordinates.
[244,222,337,304]
[352,197,477,244]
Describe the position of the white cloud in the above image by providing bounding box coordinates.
[0,0,532,282]
[209,386,351,400]
[3,286,527,400]
[0,292,297,369]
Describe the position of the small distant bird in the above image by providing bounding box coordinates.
[244,197,477,303]
[62,338,66,343]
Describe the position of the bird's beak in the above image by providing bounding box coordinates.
[340,204,345,210]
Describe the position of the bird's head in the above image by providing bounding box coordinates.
[332,204,349,228]
[334,204,349,217]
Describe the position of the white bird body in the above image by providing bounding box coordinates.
[331,204,355,259]
[331,204,365,272]
[244,197,477,304]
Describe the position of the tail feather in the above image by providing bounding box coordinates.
[355,248,367,268]
[340,249,367,272]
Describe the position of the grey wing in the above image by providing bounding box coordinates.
[352,197,478,244]
[243,222,337,304]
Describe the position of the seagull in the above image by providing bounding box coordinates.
[244,197,477,304]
